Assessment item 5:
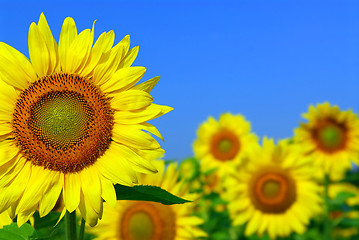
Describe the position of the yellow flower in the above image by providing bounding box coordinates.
[88,160,207,240]
[224,138,321,239]
[294,102,359,178]
[193,113,259,176]
[0,13,172,226]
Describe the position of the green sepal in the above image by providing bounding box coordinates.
[114,184,190,205]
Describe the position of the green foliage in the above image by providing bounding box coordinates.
[32,211,64,239]
[114,184,191,205]
[328,191,356,207]
[0,223,35,240]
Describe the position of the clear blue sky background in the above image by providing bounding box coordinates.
[0,0,358,161]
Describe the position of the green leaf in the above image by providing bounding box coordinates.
[115,184,190,205]
[0,223,35,240]
[340,217,359,227]
[32,211,65,240]
[329,191,356,206]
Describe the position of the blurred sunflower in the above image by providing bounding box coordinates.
[193,113,259,176]
[224,138,321,239]
[294,102,359,178]
[88,160,207,240]
[0,13,172,226]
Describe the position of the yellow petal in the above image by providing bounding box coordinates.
[64,28,93,73]
[96,143,137,185]
[81,30,115,77]
[0,55,29,90]
[16,204,37,227]
[0,42,37,83]
[176,216,204,226]
[245,210,261,236]
[113,124,160,149]
[28,22,50,78]
[100,66,146,94]
[59,17,77,71]
[0,123,12,136]
[0,155,24,187]
[111,89,153,111]
[131,76,160,93]
[0,80,17,122]
[80,167,102,214]
[38,172,63,217]
[78,191,100,227]
[111,143,157,174]
[0,160,30,213]
[118,46,139,69]
[63,173,81,212]
[100,177,116,208]
[137,122,164,141]
[93,40,127,85]
[37,13,59,74]
[114,104,168,125]
[161,163,178,191]
[16,165,53,214]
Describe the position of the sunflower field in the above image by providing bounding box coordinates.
[0,12,358,240]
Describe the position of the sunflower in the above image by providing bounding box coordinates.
[193,113,259,176]
[88,160,207,240]
[0,13,172,226]
[224,138,321,239]
[294,102,359,178]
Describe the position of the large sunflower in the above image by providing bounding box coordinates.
[193,113,259,176]
[294,102,359,178]
[224,138,321,239]
[0,13,172,226]
[88,160,207,240]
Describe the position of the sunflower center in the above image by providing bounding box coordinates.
[210,129,240,161]
[249,168,296,213]
[30,91,92,149]
[128,212,155,240]
[262,180,281,198]
[120,202,176,240]
[315,123,346,152]
[12,73,114,173]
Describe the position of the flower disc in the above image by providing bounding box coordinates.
[120,202,176,240]
[12,73,114,173]
[250,168,296,213]
[312,119,347,153]
[210,129,240,161]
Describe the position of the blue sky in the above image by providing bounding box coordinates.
[0,0,358,161]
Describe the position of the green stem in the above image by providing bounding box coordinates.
[78,218,85,240]
[65,210,77,240]
[323,174,331,240]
